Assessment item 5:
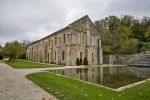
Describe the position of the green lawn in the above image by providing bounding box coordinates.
[27,72,150,100]
[4,59,63,68]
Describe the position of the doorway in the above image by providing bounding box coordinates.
[80,52,82,65]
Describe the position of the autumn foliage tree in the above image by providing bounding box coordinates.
[145,26,150,41]
[2,41,26,61]
[95,15,150,54]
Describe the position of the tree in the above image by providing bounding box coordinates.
[120,15,134,27]
[2,41,26,61]
[139,42,150,51]
[21,39,32,49]
[83,57,88,65]
[95,17,120,54]
[131,21,143,41]
[144,26,150,41]
[76,58,80,66]
[0,54,3,60]
[95,14,150,54]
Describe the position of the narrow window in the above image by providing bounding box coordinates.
[49,40,50,47]
[45,42,47,47]
[92,53,94,61]
[90,24,91,28]
[80,52,82,65]
[80,52,82,59]
[62,51,65,60]
[59,37,61,44]
[82,21,84,26]
[78,32,81,43]
[92,35,95,45]
[51,40,53,47]
[55,52,56,60]
[55,37,57,45]
[64,34,65,43]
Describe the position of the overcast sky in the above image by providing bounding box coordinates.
[0,0,150,47]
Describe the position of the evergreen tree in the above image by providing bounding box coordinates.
[83,57,89,65]
[76,58,80,66]
[0,54,3,60]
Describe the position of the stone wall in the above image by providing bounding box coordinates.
[103,51,150,64]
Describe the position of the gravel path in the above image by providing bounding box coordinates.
[0,60,58,100]
[0,60,84,100]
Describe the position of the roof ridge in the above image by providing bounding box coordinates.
[69,15,89,25]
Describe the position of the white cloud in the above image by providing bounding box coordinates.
[0,0,150,47]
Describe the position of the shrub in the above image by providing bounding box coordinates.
[139,42,150,52]
[80,58,82,65]
[18,53,26,59]
[0,54,3,60]
[83,57,88,65]
[76,58,80,66]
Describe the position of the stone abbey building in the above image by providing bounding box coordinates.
[27,15,103,65]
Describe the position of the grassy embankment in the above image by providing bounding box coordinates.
[27,72,150,100]
[4,59,62,68]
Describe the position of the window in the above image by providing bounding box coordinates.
[92,53,94,61]
[40,44,42,50]
[80,52,82,65]
[62,51,65,60]
[45,42,47,47]
[59,37,61,44]
[55,52,56,60]
[49,40,50,47]
[64,34,65,43]
[80,52,82,59]
[92,35,95,45]
[51,40,53,47]
[55,37,57,45]
[90,24,91,28]
[81,21,84,26]
[78,32,81,43]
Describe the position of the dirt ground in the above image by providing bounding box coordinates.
[0,60,58,100]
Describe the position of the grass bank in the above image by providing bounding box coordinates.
[4,59,62,68]
[27,72,150,100]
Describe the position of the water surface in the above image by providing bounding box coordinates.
[47,66,149,89]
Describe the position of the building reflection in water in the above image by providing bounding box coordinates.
[48,66,149,88]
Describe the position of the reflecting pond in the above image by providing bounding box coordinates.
[47,66,150,89]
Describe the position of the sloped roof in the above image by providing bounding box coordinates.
[28,15,99,46]
[69,15,100,34]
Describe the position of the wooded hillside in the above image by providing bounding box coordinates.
[94,15,150,54]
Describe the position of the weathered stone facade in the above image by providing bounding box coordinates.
[103,50,150,64]
[27,15,103,65]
